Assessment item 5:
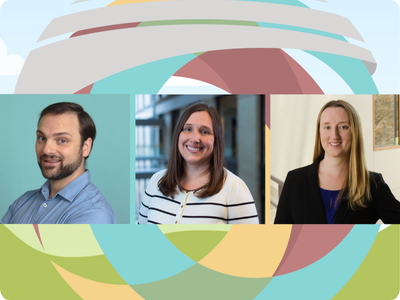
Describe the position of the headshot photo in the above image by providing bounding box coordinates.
[271,94,400,224]
[135,94,265,224]
[0,94,130,224]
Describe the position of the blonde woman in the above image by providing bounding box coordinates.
[275,100,400,224]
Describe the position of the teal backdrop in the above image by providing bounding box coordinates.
[0,94,130,224]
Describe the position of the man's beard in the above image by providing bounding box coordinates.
[38,149,83,181]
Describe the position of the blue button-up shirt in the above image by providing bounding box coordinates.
[1,170,117,224]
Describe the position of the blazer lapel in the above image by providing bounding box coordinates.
[306,159,328,224]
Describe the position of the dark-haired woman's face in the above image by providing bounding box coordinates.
[178,111,214,168]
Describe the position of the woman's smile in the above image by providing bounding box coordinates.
[186,145,203,152]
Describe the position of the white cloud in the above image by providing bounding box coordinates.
[0,288,7,300]
[0,38,24,75]
[0,0,6,11]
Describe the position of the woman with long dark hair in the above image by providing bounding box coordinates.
[139,102,259,224]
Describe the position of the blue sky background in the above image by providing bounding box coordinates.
[0,0,399,94]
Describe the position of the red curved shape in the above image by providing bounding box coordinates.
[174,48,323,128]
[70,22,141,38]
[74,83,94,94]
[273,225,353,276]
[33,224,45,250]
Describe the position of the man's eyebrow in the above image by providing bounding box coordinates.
[36,130,72,137]
[53,132,72,137]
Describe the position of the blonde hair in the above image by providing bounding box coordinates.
[313,100,371,210]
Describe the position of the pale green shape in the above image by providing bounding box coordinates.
[5,224,104,257]
[158,224,232,235]
[164,230,228,262]
[131,263,272,300]
[137,19,258,27]
[4,225,43,252]
[194,51,206,57]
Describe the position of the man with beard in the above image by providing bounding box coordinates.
[1,102,117,224]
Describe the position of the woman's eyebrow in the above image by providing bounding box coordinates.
[321,120,348,125]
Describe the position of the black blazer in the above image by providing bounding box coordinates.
[274,158,400,224]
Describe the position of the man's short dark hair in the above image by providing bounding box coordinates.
[39,102,96,159]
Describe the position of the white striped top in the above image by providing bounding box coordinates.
[138,169,259,224]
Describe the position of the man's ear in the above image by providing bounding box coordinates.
[82,138,93,158]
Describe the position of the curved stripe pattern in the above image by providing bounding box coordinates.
[91,225,197,285]
[90,54,196,94]
[38,2,363,42]
[16,25,376,93]
[255,225,380,299]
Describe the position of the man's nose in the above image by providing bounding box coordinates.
[42,141,56,155]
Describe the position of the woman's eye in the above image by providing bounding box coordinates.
[340,125,348,129]
[324,126,330,130]
[202,130,210,134]
[183,127,191,132]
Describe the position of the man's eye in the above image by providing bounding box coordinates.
[59,139,67,144]
[37,136,46,141]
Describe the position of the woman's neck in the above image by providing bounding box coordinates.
[318,155,349,190]
[181,162,210,191]
[320,155,349,175]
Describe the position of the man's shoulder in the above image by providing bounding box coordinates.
[6,188,43,214]
[15,188,42,203]
[67,181,116,224]
[75,181,106,204]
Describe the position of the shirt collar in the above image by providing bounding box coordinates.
[40,170,91,202]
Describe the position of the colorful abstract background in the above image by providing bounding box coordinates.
[0,0,399,299]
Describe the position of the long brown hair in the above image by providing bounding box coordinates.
[313,100,371,210]
[158,102,226,198]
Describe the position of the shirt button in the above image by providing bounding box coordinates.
[43,203,47,208]
[175,221,178,224]
[181,205,183,208]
